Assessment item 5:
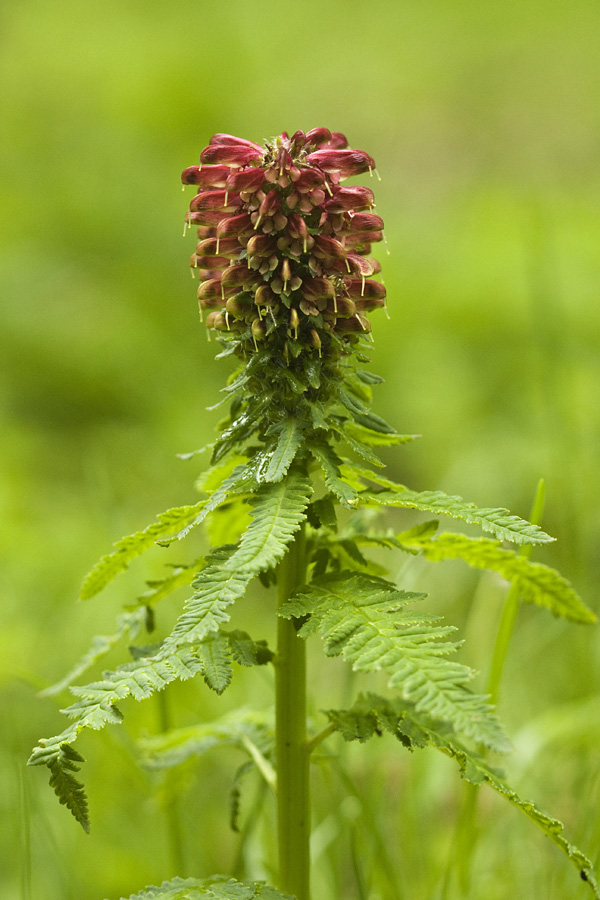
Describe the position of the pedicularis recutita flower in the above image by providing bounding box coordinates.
[183,129,385,350]
[181,128,387,466]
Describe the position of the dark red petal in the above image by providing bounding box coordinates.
[225,167,266,193]
[346,212,384,233]
[305,149,375,177]
[209,133,262,151]
[201,144,263,167]
[181,164,231,187]
[304,127,332,148]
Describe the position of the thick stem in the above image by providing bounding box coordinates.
[275,524,310,900]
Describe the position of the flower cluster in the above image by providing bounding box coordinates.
[182,129,385,359]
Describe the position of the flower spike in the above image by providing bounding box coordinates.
[183,130,385,358]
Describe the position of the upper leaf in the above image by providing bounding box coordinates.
[360,485,553,545]
[223,470,313,576]
[399,531,596,624]
[262,417,304,483]
[79,502,206,599]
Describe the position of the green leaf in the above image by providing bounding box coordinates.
[114,875,295,899]
[133,560,204,609]
[223,471,313,576]
[28,646,206,828]
[163,550,250,652]
[226,630,273,667]
[336,426,386,468]
[79,502,206,599]
[282,572,509,752]
[326,693,599,896]
[198,634,233,695]
[401,532,596,624]
[159,462,258,545]
[309,441,359,509]
[40,610,145,696]
[355,368,385,385]
[362,486,554,545]
[262,417,304,483]
[345,421,419,447]
[48,744,90,833]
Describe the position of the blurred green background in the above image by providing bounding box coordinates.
[1,0,599,898]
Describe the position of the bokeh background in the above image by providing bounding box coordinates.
[1,1,599,898]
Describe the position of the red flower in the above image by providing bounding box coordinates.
[183,130,385,351]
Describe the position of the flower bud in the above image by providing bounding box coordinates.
[305,149,375,178]
[198,295,226,311]
[331,297,356,318]
[201,144,263,167]
[190,190,242,212]
[220,263,252,287]
[309,329,322,351]
[327,132,349,149]
[225,167,266,193]
[246,234,278,257]
[255,284,277,307]
[294,169,326,193]
[325,186,375,213]
[344,232,383,250]
[289,307,300,334]
[181,164,231,187]
[354,296,386,312]
[209,134,262,150]
[197,278,225,300]
[312,235,347,261]
[334,314,371,333]
[302,277,335,302]
[251,318,266,342]
[217,212,254,238]
[346,212,384,233]
[192,254,230,271]
[196,237,243,259]
[188,209,234,227]
[225,294,253,317]
[304,127,332,148]
[344,279,386,300]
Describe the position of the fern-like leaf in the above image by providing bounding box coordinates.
[28,647,206,827]
[326,693,599,897]
[281,572,509,752]
[309,441,359,509]
[198,634,233,695]
[361,485,553,545]
[116,875,295,899]
[40,610,146,696]
[223,471,313,575]
[158,461,259,545]
[48,744,90,833]
[345,421,420,447]
[162,550,250,653]
[133,560,204,609]
[262,417,304,483]
[400,531,596,624]
[80,503,207,599]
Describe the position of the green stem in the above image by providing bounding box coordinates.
[276,523,310,900]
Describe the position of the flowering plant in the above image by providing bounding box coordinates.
[29,130,598,900]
